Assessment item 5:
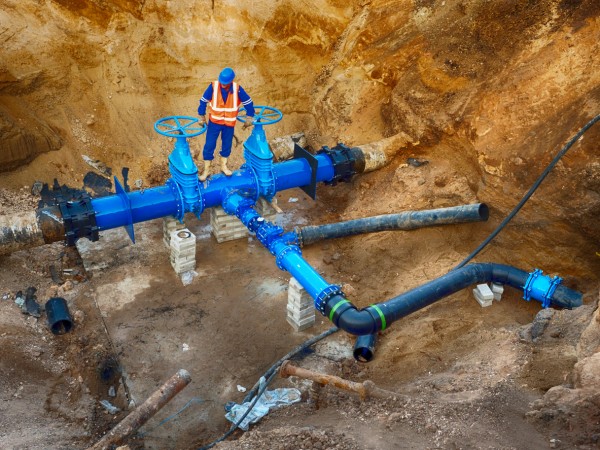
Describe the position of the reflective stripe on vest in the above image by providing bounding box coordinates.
[209,81,239,126]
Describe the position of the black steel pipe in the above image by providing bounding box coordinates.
[294,204,489,247]
[325,263,583,336]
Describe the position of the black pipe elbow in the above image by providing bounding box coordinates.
[324,295,383,335]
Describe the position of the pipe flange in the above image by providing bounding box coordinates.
[543,276,563,308]
[275,245,302,270]
[166,178,185,222]
[57,193,99,246]
[315,285,344,315]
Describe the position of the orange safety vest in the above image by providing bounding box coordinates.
[209,81,240,127]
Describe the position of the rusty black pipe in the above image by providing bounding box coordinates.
[0,206,65,256]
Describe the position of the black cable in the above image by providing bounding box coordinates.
[242,326,339,404]
[198,326,339,449]
[198,370,279,450]
[454,113,600,270]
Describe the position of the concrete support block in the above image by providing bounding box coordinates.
[170,229,196,274]
[163,216,186,248]
[210,206,249,243]
[473,283,494,307]
[491,282,504,301]
[287,276,315,331]
[209,197,281,243]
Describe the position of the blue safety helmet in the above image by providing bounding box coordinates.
[218,67,235,84]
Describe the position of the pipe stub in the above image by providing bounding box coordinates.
[353,334,377,363]
[45,297,74,335]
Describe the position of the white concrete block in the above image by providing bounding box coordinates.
[473,283,494,307]
[287,315,315,332]
[163,216,186,247]
[491,283,504,301]
[210,206,249,243]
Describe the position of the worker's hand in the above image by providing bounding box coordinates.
[198,115,206,127]
[242,116,254,129]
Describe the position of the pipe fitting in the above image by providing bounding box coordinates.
[45,297,73,335]
[353,334,378,362]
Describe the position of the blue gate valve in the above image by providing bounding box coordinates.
[238,106,283,201]
[154,116,207,220]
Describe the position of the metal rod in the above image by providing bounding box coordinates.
[88,369,192,450]
[279,361,405,401]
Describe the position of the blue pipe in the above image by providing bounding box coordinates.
[221,191,342,312]
[92,185,179,230]
[89,153,336,232]
[272,155,335,192]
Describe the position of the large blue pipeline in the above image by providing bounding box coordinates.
[37,110,582,338]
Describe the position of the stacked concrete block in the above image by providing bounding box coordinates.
[254,197,280,222]
[163,216,186,248]
[170,229,196,274]
[286,277,315,331]
[210,197,280,243]
[491,282,504,301]
[210,206,249,243]
[473,283,494,307]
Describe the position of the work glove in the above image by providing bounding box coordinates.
[242,116,254,129]
[198,115,206,127]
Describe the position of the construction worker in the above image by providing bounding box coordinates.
[197,67,255,181]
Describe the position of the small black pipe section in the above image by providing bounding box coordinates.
[353,334,377,362]
[295,204,489,247]
[325,263,583,336]
[45,297,74,335]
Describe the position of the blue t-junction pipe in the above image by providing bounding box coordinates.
[89,151,336,232]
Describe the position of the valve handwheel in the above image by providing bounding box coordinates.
[237,105,283,125]
[154,116,207,138]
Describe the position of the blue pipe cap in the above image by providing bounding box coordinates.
[219,67,235,84]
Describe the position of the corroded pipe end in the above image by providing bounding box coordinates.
[279,360,292,378]
[176,369,192,384]
[0,206,64,256]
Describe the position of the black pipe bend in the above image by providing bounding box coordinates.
[324,263,583,336]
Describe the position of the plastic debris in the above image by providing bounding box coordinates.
[23,287,41,318]
[225,377,301,431]
[14,291,25,308]
[82,155,111,176]
[99,399,120,414]
[108,386,116,397]
[237,385,247,393]
[407,157,429,167]
[182,343,190,352]
[288,197,298,203]
[180,270,198,286]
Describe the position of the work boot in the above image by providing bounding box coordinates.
[199,160,211,181]
[221,157,232,176]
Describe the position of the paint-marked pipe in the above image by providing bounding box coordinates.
[88,369,191,450]
[279,360,406,401]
